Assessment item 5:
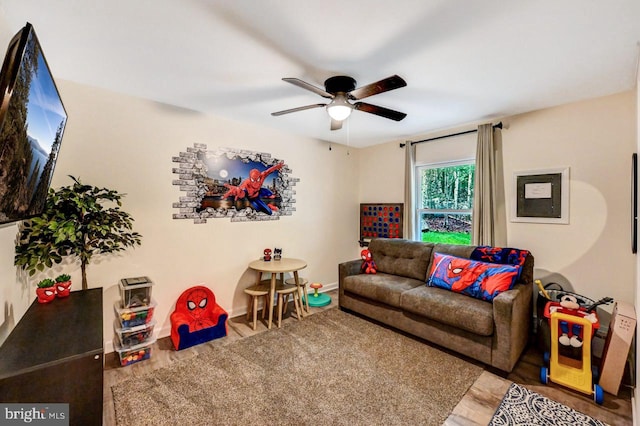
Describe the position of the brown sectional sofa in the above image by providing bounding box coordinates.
[339,238,534,372]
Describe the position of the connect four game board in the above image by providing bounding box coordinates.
[359,203,404,246]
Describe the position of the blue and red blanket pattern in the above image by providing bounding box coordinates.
[470,246,529,279]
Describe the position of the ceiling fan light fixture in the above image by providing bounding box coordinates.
[326,94,352,121]
[272,75,407,129]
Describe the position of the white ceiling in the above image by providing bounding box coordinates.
[1,0,639,148]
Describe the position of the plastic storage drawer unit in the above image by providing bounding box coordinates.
[119,276,154,308]
[114,337,156,367]
[114,319,156,347]
[114,299,156,328]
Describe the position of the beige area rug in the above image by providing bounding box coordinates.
[112,308,483,425]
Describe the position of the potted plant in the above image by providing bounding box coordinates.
[15,176,142,290]
[36,278,56,304]
[55,274,72,298]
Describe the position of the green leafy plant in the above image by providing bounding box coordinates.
[37,278,55,288]
[55,274,71,283]
[15,176,142,290]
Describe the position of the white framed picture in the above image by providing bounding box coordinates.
[511,167,569,224]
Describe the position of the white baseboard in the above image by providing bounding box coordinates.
[105,281,338,354]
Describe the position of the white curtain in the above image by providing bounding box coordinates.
[472,123,499,246]
[404,142,416,240]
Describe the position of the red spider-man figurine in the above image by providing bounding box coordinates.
[361,249,377,274]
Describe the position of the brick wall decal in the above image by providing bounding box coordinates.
[172,144,298,223]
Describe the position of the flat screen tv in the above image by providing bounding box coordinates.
[0,22,67,225]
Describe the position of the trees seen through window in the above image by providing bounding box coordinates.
[417,162,474,245]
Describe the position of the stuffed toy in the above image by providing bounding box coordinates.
[360,249,377,274]
[552,294,598,348]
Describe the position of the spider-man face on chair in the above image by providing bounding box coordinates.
[183,287,216,332]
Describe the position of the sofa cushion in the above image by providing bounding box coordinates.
[342,273,425,308]
[427,253,520,301]
[400,285,494,336]
[368,238,433,281]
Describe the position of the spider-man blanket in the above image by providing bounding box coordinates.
[470,246,529,279]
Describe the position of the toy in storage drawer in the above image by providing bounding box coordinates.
[114,337,156,367]
[114,299,156,328]
[119,276,154,308]
[114,319,156,347]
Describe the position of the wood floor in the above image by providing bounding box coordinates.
[445,348,633,425]
[103,289,633,425]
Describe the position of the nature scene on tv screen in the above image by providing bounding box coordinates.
[0,30,66,223]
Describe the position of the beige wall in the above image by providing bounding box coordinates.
[362,91,636,310]
[504,91,636,305]
[0,76,362,349]
[358,141,405,203]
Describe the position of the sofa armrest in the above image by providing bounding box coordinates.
[340,259,362,279]
[339,259,361,302]
[491,283,532,372]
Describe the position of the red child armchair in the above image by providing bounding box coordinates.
[170,285,228,351]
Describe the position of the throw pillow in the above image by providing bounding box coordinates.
[427,252,520,301]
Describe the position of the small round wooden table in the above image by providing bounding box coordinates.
[248,258,307,329]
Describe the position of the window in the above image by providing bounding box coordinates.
[416,160,475,245]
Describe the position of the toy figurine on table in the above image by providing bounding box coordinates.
[360,249,377,274]
[274,248,282,261]
[263,248,272,261]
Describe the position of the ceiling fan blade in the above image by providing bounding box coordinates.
[354,102,407,121]
[282,78,334,99]
[271,103,327,116]
[330,119,343,131]
[348,75,407,100]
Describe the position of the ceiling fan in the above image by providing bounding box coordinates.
[271,75,407,130]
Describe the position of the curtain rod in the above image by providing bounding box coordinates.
[399,122,503,148]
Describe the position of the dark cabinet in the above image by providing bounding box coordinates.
[0,288,103,426]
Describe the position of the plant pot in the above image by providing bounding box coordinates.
[56,281,72,298]
[36,287,56,304]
